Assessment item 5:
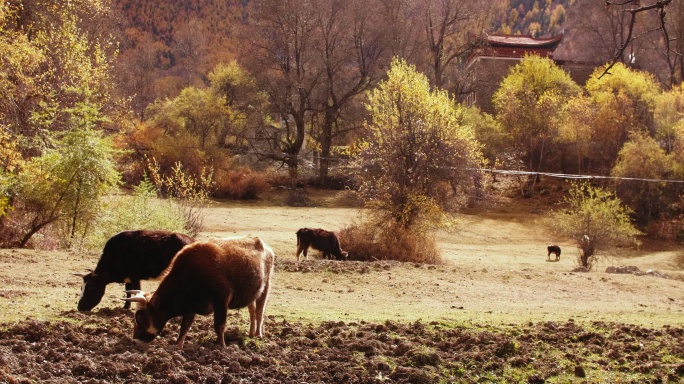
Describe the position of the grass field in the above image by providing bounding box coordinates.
[1,188,683,327]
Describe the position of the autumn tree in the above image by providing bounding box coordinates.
[0,1,125,247]
[13,128,120,248]
[359,59,483,231]
[114,30,170,121]
[558,94,594,174]
[172,18,210,88]
[207,61,270,152]
[612,133,674,225]
[493,55,581,196]
[1,1,118,148]
[242,0,320,182]
[584,63,661,173]
[564,0,676,84]
[654,85,684,155]
[310,0,384,185]
[565,0,659,66]
[423,0,500,90]
[664,1,684,85]
[375,0,423,64]
[243,0,386,185]
[553,183,642,271]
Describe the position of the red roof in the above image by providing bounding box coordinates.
[466,33,564,65]
[483,33,564,49]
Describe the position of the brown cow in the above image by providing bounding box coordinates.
[296,228,348,261]
[123,236,275,348]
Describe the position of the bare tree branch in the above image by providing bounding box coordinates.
[600,0,672,78]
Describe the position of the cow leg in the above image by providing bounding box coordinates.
[250,283,271,337]
[123,280,141,309]
[248,302,257,337]
[213,302,228,348]
[177,313,196,348]
[296,244,304,261]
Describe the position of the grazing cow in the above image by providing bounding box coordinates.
[76,230,194,311]
[296,228,348,261]
[547,245,561,261]
[123,236,275,348]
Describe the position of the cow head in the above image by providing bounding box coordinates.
[122,291,167,343]
[339,251,349,260]
[76,270,107,311]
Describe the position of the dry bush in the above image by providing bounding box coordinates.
[146,160,212,237]
[284,190,315,207]
[339,222,442,264]
[212,167,270,199]
[115,126,209,186]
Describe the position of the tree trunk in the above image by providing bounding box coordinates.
[19,219,55,248]
[318,108,335,187]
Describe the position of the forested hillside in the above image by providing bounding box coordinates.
[494,0,571,37]
[115,0,247,45]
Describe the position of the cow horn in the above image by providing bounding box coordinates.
[72,272,88,277]
[121,296,147,303]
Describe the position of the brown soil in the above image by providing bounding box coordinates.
[2,290,684,383]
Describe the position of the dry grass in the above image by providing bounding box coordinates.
[340,223,442,264]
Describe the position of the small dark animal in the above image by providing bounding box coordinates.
[547,245,561,261]
[123,236,275,348]
[296,228,348,261]
[76,230,194,311]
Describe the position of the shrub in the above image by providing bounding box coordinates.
[284,190,315,207]
[146,159,212,237]
[552,182,641,270]
[340,222,442,264]
[212,167,270,199]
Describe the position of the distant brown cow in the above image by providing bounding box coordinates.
[547,245,561,261]
[296,228,348,261]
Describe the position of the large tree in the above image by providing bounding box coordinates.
[359,58,482,231]
[584,63,661,172]
[0,1,119,149]
[310,0,384,185]
[242,0,320,182]
[611,132,674,225]
[493,55,581,196]
[423,0,499,91]
[242,0,385,185]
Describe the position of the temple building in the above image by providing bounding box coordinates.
[462,33,595,114]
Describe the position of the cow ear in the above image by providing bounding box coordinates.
[150,295,161,310]
[253,237,264,252]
